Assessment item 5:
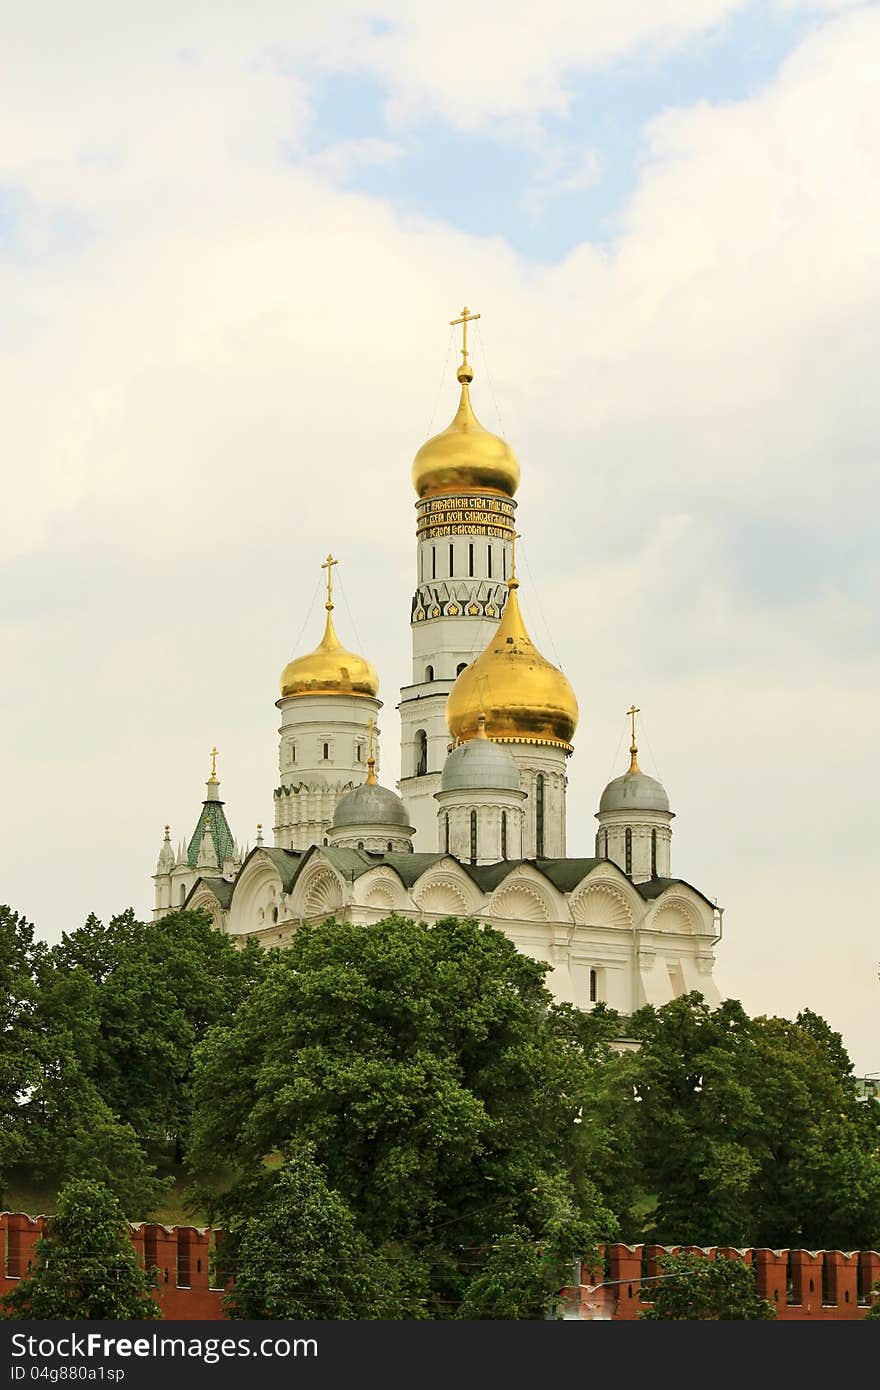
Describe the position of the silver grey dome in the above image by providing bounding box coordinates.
[599,768,670,814]
[441,738,521,793]
[333,780,411,829]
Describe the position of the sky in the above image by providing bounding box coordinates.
[1,0,878,1072]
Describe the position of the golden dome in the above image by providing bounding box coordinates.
[446,579,578,750]
[412,363,520,500]
[280,603,379,700]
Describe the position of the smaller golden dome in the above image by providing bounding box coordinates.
[446,579,578,750]
[280,603,379,700]
[412,364,520,500]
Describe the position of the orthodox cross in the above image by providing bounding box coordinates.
[450,305,480,370]
[627,705,640,771]
[321,553,338,608]
[510,531,522,582]
[209,746,219,781]
[627,705,640,745]
[366,717,377,783]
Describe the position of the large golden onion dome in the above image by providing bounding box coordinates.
[280,593,378,701]
[412,361,520,500]
[446,578,578,751]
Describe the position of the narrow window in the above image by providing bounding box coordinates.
[470,809,477,864]
[425,665,434,682]
[449,542,454,576]
[501,811,508,860]
[444,813,450,854]
[468,542,474,576]
[625,827,632,876]
[291,743,296,763]
[356,743,363,763]
[488,545,493,579]
[432,545,436,579]
[651,828,658,877]
[456,661,467,675]
[179,883,186,906]
[589,969,598,1003]
[535,773,545,858]
[503,548,507,580]
[323,742,329,760]
[387,840,393,851]
[415,729,428,777]
[357,840,364,850]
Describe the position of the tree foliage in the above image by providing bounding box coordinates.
[628,994,880,1249]
[638,1251,776,1320]
[189,915,618,1316]
[0,1180,159,1320]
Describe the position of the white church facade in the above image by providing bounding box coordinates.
[152,309,723,1017]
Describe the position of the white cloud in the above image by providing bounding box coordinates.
[1,5,879,1070]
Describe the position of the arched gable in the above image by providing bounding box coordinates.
[570,879,634,930]
[412,858,482,918]
[486,865,564,925]
[292,858,346,921]
[646,890,708,936]
[356,865,409,914]
[186,883,227,934]
[226,851,284,936]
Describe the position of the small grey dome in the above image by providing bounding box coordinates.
[599,767,670,814]
[441,737,521,793]
[333,780,411,829]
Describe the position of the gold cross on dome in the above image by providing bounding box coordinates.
[209,746,219,781]
[627,705,640,745]
[321,553,338,607]
[450,305,481,369]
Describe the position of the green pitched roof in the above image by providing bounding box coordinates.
[187,798,236,869]
[191,876,234,908]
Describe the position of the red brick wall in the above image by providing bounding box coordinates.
[2,1215,878,1321]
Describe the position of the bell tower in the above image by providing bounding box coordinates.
[399,308,519,847]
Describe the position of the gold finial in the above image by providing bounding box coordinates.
[627,705,641,773]
[208,746,219,783]
[366,718,378,785]
[164,824,170,837]
[450,305,481,383]
[321,553,338,611]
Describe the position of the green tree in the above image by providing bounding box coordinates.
[629,994,762,1245]
[46,908,264,1155]
[865,1283,880,1319]
[0,1180,160,1320]
[0,906,44,1191]
[229,1145,426,1319]
[638,1251,775,1320]
[189,915,618,1316]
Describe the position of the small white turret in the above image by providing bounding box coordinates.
[595,706,674,882]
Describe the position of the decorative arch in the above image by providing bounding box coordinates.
[299,865,344,920]
[570,882,633,930]
[227,852,284,936]
[359,867,406,913]
[650,896,700,935]
[412,867,476,918]
[489,880,552,923]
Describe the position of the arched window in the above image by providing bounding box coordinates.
[272,907,278,924]
[456,662,467,675]
[179,883,186,906]
[503,548,507,581]
[432,545,436,579]
[387,840,393,851]
[651,828,658,877]
[322,742,329,760]
[425,665,434,682]
[415,729,428,777]
[487,545,493,579]
[357,840,364,850]
[535,773,545,858]
[501,811,508,861]
[589,968,598,1003]
[449,542,454,576]
[444,813,450,854]
[468,542,474,577]
[356,742,363,763]
[625,827,633,877]
[470,809,478,864]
